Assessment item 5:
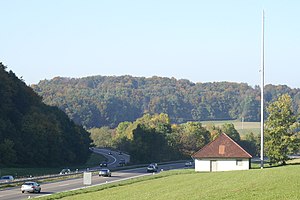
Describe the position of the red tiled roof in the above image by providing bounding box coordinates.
[192,133,252,159]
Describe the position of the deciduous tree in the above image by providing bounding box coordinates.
[265,94,300,165]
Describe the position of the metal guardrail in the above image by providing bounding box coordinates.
[0,160,188,187]
[0,172,83,186]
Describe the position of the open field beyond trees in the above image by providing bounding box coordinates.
[201,120,260,138]
[37,163,300,200]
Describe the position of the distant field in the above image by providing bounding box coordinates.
[37,164,300,200]
[201,120,260,138]
[0,153,106,178]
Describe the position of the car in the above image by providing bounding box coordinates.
[119,159,126,166]
[0,175,14,183]
[21,181,41,193]
[108,151,112,155]
[99,168,111,177]
[100,161,108,167]
[151,163,158,168]
[147,164,158,173]
[118,151,122,155]
[185,161,193,167]
[59,168,71,175]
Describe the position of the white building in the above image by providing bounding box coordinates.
[192,133,252,172]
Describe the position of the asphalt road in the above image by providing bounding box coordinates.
[0,161,187,200]
[91,148,131,168]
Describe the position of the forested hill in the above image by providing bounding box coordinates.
[32,75,300,129]
[0,63,91,167]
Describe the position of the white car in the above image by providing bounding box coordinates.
[185,161,193,167]
[147,164,158,173]
[59,168,71,175]
[21,181,41,193]
[99,168,111,177]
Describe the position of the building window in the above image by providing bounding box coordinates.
[236,160,243,166]
[218,145,225,154]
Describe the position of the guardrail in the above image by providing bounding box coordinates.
[0,171,82,186]
[0,159,188,188]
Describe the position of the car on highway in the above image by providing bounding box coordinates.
[0,175,14,183]
[151,163,158,168]
[99,168,111,177]
[119,159,126,166]
[59,168,71,175]
[21,181,41,193]
[185,161,194,167]
[147,164,158,173]
[100,161,108,167]
[108,151,112,155]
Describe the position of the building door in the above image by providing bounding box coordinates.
[210,160,217,172]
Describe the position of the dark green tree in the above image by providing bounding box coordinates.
[0,139,17,165]
[265,94,300,165]
[0,63,92,167]
[130,124,169,163]
[220,123,241,142]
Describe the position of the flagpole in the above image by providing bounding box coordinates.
[260,10,265,169]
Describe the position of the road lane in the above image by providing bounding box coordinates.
[0,162,186,200]
[92,148,130,168]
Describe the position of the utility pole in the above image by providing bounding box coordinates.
[260,10,265,169]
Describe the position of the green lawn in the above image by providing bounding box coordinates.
[37,164,300,200]
[0,153,106,178]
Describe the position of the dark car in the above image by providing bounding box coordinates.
[99,168,111,177]
[100,161,108,167]
[0,175,14,183]
[151,163,158,168]
[147,164,158,173]
[119,159,126,166]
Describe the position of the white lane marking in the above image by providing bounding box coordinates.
[59,184,70,186]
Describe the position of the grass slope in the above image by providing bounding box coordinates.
[38,164,300,200]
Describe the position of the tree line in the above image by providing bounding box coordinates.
[32,75,300,129]
[90,113,260,164]
[90,93,300,166]
[0,63,91,167]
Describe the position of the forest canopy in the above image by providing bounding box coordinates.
[0,63,91,167]
[32,75,300,129]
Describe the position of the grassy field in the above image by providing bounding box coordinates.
[36,163,300,200]
[201,120,260,138]
[0,152,106,178]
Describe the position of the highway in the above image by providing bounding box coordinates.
[0,149,187,200]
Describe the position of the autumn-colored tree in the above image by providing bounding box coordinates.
[90,127,113,147]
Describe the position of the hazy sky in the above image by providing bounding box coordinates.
[1,0,300,88]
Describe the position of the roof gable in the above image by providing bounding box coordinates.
[192,133,252,159]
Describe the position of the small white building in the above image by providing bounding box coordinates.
[192,133,252,172]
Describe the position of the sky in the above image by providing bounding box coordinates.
[1,0,300,88]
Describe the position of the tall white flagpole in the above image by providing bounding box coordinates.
[260,10,265,169]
